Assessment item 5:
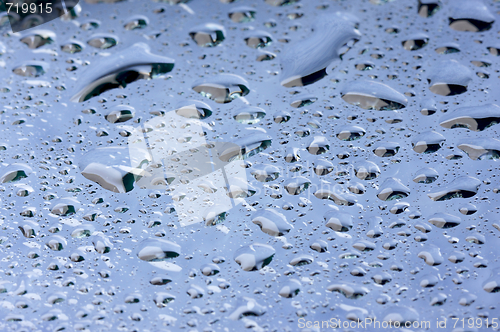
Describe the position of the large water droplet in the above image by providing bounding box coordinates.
[341,80,407,110]
[192,74,250,103]
[71,43,174,102]
[427,60,472,96]
[427,176,481,201]
[234,243,275,271]
[137,238,181,262]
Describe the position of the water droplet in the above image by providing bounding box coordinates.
[252,208,292,236]
[234,243,275,271]
[244,31,272,49]
[325,211,353,232]
[279,12,360,87]
[306,136,329,155]
[71,43,174,102]
[189,23,225,47]
[418,245,443,266]
[449,0,494,32]
[233,106,266,124]
[20,30,55,49]
[87,34,118,49]
[458,138,500,160]
[412,131,446,153]
[341,80,407,110]
[428,213,461,228]
[105,105,135,123]
[61,40,84,53]
[13,62,47,77]
[439,104,500,131]
[175,100,212,119]
[336,125,366,141]
[428,176,481,201]
[418,0,441,18]
[228,7,255,23]
[402,33,429,51]
[137,238,181,262]
[413,167,439,184]
[427,60,472,96]
[192,74,250,104]
[283,176,310,195]
[124,15,148,30]
[278,279,301,298]
[377,177,410,201]
[327,283,369,299]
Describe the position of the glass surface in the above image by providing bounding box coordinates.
[0,0,499,330]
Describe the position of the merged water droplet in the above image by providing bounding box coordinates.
[265,0,299,6]
[228,297,266,320]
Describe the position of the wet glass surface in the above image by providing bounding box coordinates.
[0,0,500,331]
